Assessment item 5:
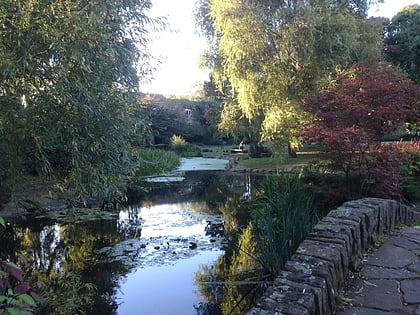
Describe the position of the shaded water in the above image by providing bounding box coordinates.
[3,161,269,314]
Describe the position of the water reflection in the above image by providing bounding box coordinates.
[119,202,214,239]
[7,219,126,313]
[195,216,268,315]
[117,250,223,315]
[3,171,269,314]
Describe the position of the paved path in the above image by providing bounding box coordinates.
[336,226,420,315]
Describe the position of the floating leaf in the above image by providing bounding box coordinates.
[0,216,5,227]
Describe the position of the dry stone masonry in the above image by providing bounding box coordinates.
[247,198,420,315]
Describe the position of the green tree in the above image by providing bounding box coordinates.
[196,0,384,157]
[0,0,160,202]
[384,4,420,83]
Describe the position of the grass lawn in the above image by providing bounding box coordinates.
[198,143,246,154]
[239,152,325,169]
[198,143,326,169]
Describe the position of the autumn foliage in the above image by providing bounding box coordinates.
[301,61,420,199]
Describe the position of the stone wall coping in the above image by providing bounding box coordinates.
[247,198,420,315]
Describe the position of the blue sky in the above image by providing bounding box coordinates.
[141,0,420,96]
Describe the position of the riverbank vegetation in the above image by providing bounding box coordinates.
[134,149,180,177]
[251,174,320,274]
[1,0,419,314]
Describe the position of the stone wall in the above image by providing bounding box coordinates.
[246,198,420,315]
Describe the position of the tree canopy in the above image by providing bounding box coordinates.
[302,61,419,143]
[301,60,419,197]
[0,0,160,202]
[196,0,385,156]
[384,4,420,83]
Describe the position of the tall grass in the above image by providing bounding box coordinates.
[134,148,180,177]
[400,140,420,202]
[251,173,319,274]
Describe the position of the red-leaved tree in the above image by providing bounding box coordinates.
[301,60,419,198]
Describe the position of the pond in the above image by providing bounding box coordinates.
[3,158,270,314]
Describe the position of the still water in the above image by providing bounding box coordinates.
[4,159,269,314]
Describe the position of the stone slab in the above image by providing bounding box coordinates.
[362,265,419,280]
[273,276,322,315]
[321,216,362,256]
[352,279,404,312]
[336,306,402,315]
[401,279,420,304]
[366,243,418,268]
[401,227,420,235]
[334,206,370,250]
[296,240,346,279]
[389,235,420,250]
[407,262,420,273]
[274,305,310,315]
[267,284,316,314]
[246,308,278,315]
[290,254,339,289]
[284,260,336,312]
[405,233,420,245]
[307,234,350,259]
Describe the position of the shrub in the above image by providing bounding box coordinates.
[1,218,42,314]
[302,170,361,210]
[249,142,271,158]
[400,141,420,201]
[169,134,187,150]
[169,135,202,157]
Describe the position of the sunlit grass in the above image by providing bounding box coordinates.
[134,148,180,177]
[240,150,326,169]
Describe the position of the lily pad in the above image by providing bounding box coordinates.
[97,234,226,269]
[35,207,118,224]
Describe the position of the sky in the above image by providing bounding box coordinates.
[140,0,420,96]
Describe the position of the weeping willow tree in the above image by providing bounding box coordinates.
[196,0,384,157]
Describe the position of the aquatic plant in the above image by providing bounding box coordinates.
[251,173,319,274]
[133,148,180,177]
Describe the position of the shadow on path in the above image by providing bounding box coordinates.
[337,224,420,315]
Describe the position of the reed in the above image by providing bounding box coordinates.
[251,173,319,274]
